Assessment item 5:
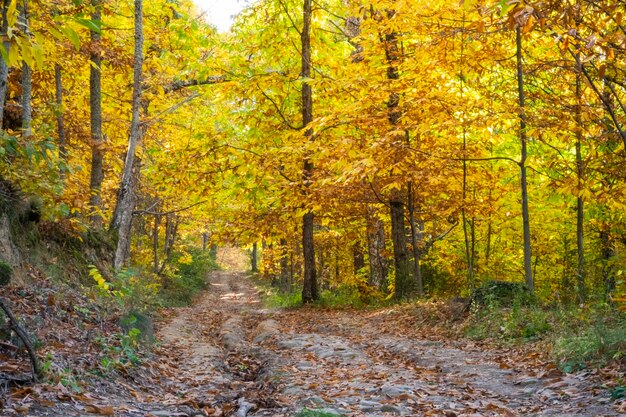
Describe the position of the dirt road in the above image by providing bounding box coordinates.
[150,270,620,416]
[17,270,621,416]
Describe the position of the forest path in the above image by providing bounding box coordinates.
[16,269,620,417]
[145,270,619,417]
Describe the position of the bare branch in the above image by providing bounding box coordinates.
[134,200,208,216]
[163,75,229,93]
[258,86,302,130]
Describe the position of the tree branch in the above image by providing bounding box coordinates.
[579,64,626,149]
[0,298,40,381]
[258,86,302,130]
[163,75,229,93]
[133,200,208,216]
[142,92,199,126]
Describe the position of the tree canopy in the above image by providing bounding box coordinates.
[1,0,626,306]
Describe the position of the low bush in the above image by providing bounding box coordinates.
[264,289,302,309]
[465,302,551,342]
[158,248,218,307]
[553,308,625,372]
[466,300,625,372]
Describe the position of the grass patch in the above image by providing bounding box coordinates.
[264,288,303,308]
[465,300,626,372]
[553,309,625,372]
[465,303,551,342]
[258,282,387,310]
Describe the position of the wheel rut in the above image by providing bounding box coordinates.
[150,271,620,417]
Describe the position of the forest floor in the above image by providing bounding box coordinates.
[4,269,625,417]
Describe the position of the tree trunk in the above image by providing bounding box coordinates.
[251,242,258,272]
[407,182,423,296]
[153,211,160,273]
[279,238,289,290]
[334,238,339,281]
[0,0,10,128]
[202,232,208,251]
[301,0,318,303]
[88,0,105,226]
[459,15,475,290]
[54,64,67,169]
[574,53,586,303]
[318,247,325,290]
[366,206,388,289]
[111,0,144,271]
[158,213,178,274]
[382,10,409,299]
[352,241,365,275]
[390,198,410,299]
[600,80,616,300]
[516,26,534,293]
[600,228,616,297]
[19,0,31,138]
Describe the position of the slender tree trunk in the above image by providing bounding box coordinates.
[600,228,616,297]
[202,232,208,251]
[352,241,365,275]
[516,27,534,293]
[251,242,258,273]
[153,211,160,273]
[20,0,31,138]
[485,221,492,265]
[88,0,105,226]
[54,64,67,168]
[390,198,410,299]
[407,182,423,296]
[459,13,475,290]
[160,214,178,273]
[600,80,616,300]
[366,205,388,289]
[382,11,410,299]
[334,239,339,282]
[574,54,586,302]
[280,238,289,290]
[111,0,144,271]
[0,0,10,129]
[301,0,318,303]
[318,248,325,290]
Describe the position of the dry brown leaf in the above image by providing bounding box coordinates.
[84,404,114,415]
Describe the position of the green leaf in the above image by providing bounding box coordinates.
[48,27,64,42]
[75,18,102,34]
[61,27,80,50]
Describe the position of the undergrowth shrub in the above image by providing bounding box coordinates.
[553,307,626,372]
[94,328,142,373]
[262,283,386,309]
[466,299,625,372]
[88,266,159,315]
[264,289,302,308]
[465,302,551,342]
[158,248,218,306]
